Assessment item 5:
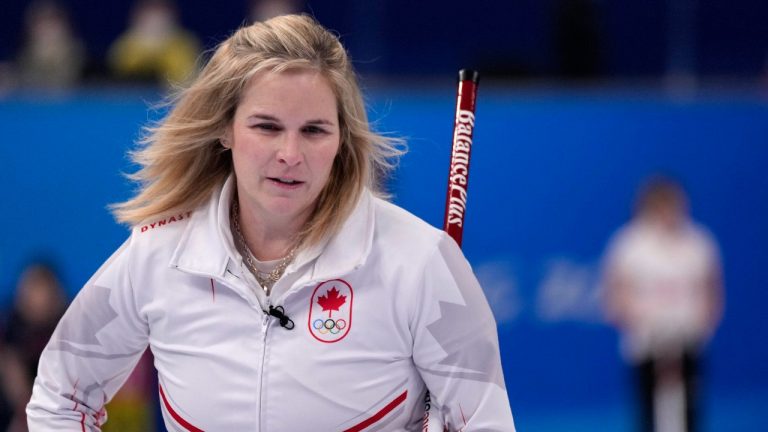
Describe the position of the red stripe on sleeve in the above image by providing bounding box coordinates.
[159,384,205,432]
[343,390,408,432]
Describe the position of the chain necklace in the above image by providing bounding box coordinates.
[231,200,297,292]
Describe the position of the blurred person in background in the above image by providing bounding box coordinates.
[15,1,86,90]
[99,351,155,432]
[27,14,514,431]
[602,175,723,432]
[0,262,67,432]
[249,0,301,23]
[108,0,200,86]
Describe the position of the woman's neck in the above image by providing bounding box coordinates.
[234,198,305,261]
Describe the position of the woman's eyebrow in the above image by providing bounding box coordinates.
[247,113,280,122]
[305,119,335,126]
[246,115,335,126]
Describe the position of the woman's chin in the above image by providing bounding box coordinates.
[262,200,313,223]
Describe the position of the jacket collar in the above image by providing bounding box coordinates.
[170,174,375,283]
[297,186,375,282]
[169,175,237,279]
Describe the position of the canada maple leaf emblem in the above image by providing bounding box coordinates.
[317,287,346,318]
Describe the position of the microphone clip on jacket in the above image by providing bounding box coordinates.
[267,305,295,330]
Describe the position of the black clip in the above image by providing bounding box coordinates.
[267,305,295,330]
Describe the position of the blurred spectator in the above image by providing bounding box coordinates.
[15,1,86,90]
[0,262,67,432]
[108,0,200,86]
[249,0,301,23]
[100,351,155,432]
[602,176,723,432]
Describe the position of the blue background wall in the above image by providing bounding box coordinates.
[1,83,767,430]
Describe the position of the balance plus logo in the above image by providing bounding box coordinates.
[308,280,353,343]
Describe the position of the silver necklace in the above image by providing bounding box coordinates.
[231,200,297,292]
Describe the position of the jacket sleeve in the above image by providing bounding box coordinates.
[411,234,515,431]
[27,236,149,431]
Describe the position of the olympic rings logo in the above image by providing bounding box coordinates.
[312,318,347,335]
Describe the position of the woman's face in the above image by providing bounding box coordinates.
[227,69,341,227]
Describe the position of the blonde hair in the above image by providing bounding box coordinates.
[112,14,403,246]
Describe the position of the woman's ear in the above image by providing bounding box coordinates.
[220,132,232,149]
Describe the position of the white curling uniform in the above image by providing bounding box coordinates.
[28,175,515,431]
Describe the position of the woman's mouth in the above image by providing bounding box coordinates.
[268,177,304,187]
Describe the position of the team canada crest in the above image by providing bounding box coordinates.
[308,279,353,343]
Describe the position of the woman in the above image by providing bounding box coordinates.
[603,176,722,432]
[28,15,514,431]
[2,262,67,432]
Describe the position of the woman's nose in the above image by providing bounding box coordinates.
[276,133,302,166]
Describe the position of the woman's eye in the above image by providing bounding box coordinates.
[303,125,328,135]
[253,123,280,131]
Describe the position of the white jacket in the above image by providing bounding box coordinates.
[28,176,515,431]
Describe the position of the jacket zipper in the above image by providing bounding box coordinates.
[258,299,271,432]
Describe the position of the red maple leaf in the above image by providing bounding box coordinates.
[317,287,346,318]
